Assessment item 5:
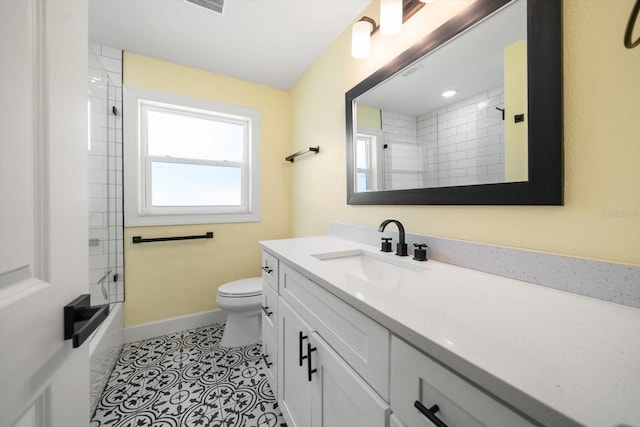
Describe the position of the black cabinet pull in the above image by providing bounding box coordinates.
[262,353,272,368]
[298,332,308,366]
[307,342,317,382]
[414,401,448,427]
[261,265,273,274]
[262,306,273,317]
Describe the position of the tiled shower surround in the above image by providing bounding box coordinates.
[381,88,505,189]
[88,44,124,304]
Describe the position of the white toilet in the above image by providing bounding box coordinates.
[216,277,263,348]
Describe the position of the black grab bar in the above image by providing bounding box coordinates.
[132,232,214,244]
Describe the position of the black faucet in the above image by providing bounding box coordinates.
[378,219,408,256]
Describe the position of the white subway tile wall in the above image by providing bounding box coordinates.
[381,88,505,189]
[88,44,124,304]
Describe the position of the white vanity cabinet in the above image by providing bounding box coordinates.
[390,336,534,427]
[262,250,390,427]
[261,282,278,391]
[278,298,389,427]
[261,250,279,392]
[279,262,390,399]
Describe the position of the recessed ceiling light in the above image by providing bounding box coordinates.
[442,90,457,98]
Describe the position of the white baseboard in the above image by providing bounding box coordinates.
[124,309,227,343]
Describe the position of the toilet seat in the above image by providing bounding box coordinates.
[217,277,262,298]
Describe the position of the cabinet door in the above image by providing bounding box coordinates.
[262,335,277,395]
[262,281,278,344]
[309,332,389,427]
[277,298,313,427]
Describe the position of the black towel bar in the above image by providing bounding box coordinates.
[285,146,319,163]
[132,232,214,244]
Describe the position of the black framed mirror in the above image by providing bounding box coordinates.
[346,0,562,205]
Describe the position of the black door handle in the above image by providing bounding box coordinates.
[64,294,109,348]
[299,331,308,366]
[262,353,272,368]
[306,342,317,382]
[262,306,273,317]
[415,401,448,427]
[261,265,273,274]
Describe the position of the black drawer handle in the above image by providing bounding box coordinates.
[261,265,273,274]
[307,342,317,382]
[262,353,272,368]
[262,306,273,317]
[299,332,308,366]
[415,401,448,427]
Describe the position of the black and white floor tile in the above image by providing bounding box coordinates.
[91,323,287,427]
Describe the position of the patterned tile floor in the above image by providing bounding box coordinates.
[91,323,287,427]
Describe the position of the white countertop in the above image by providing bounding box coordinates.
[260,236,640,427]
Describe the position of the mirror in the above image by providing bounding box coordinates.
[346,0,562,205]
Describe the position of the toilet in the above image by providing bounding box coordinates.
[216,277,263,348]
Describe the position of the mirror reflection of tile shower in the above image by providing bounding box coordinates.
[380,88,506,190]
[88,44,124,305]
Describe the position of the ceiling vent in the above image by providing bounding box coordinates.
[185,0,224,15]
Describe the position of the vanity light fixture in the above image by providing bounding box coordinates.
[351,0,425,59]
[380,0,403,35]
[442,90,457,98]
[352,17,378,59]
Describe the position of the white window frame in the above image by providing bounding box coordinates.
[124,86,261,226]
[355,128,384,192]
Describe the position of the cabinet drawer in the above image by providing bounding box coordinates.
[262,335,277,396]
[280,262,390,399]
[261,251,279,291]
[390,336,534,427]
[262,281,278,345]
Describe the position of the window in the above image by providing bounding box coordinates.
[124,87,260,225]
[355,131,383,192]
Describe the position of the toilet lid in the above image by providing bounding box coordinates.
[218,277,262,298]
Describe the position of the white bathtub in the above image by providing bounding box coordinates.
[89,302,124,417]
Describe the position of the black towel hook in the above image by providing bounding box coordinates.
[624,0,640,49]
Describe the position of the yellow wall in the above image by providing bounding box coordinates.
[356,105,382,130]
[123,53,292,326]
[504,39,528,182]
[290,0,640,267]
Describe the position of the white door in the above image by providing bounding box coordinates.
[0,1,89,426]
[309,332,389,427]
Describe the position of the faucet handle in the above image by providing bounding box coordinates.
[381,237,393,253]
[413,244,428,262]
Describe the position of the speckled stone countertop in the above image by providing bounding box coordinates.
[260,236,640,427]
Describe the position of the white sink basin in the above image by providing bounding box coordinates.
[311,249,427,282]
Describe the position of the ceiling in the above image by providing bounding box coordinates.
[357,0,526,116]
[88,0,370,90]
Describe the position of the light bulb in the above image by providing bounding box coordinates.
[380,0,402,35]
[352,19,373,59]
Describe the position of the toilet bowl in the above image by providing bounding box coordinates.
[216,277,262,348]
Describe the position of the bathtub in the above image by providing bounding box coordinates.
[89,302,124,417]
